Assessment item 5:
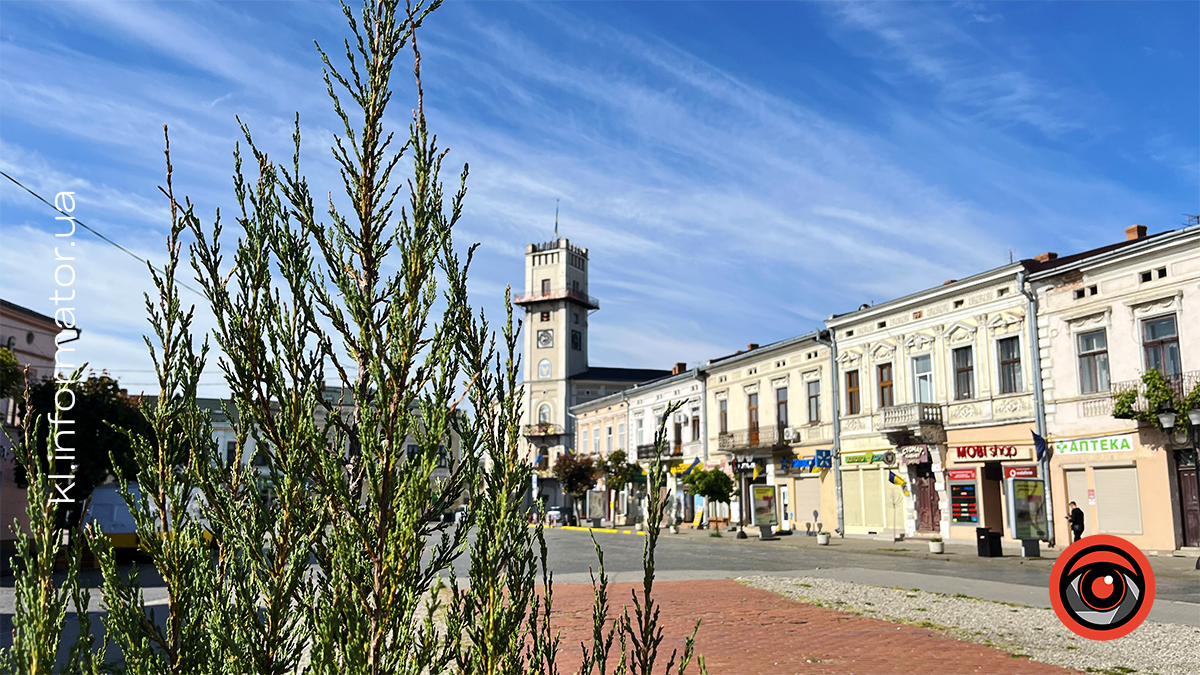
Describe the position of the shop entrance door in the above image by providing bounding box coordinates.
[915,475,940,532]
[1177,450,1199,548]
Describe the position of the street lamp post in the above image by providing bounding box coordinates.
[1158,407,1200,570]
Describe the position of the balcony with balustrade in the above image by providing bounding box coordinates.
[523,422,566,438]
[876,402,944,445]
[717,424,787,453]
[1111,370,1199,421]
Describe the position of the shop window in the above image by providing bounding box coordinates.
[845,370,860,415]
[912,354,933,403]
[806,381,820,423]
[1077,329,1110,394]
[877,363,894,408]
[1143,315,1181,378]
[997,336,1022,394]
[953,346,974,400]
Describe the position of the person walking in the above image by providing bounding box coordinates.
[1066,501,1085,542]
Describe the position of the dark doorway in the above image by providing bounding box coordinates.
[912,462,941,532]
[1176,450,1199,548]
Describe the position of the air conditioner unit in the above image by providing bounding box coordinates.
[783,427,798,442]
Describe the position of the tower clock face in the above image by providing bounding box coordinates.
[536,329,554,349]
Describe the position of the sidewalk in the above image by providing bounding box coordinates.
[648,524,1200,578]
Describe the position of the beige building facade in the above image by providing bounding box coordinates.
[1030,224,1200,552]
[703,334,835,534]
[826,264,1040,542]
[571,391,630,522]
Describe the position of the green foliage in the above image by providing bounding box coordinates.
[0,346,21,399]
[2,2,711,674]
[13,372,152,511]
[600,449,640,494]
[681,469,734,508]
[1,372,106,675]
[1112,369,1194,432]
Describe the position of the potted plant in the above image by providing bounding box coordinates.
[928,536,944,554]
[817,531,831,545]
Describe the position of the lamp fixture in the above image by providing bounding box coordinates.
[1189,409,1200,427]
[1157,410,1177,430]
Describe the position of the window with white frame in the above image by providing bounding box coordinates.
[635,417,644,446]
[1077,330,1110,394]
[617,422,626,451]
[997,336,1022,394]
[953,346,974,400]
[912,354,933,403]
[581,428,589,454]
[538,404,551,424]
[805,381,820,423]
[1143,315,1181,378]
[605,425,613,453]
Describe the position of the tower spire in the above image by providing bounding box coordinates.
[554,199,559,238]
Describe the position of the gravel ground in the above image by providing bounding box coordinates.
[739,575,1200,675]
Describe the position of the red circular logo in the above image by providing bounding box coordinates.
[1049,534,1155,640]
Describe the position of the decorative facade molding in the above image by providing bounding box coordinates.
[1126,291,1182,317]
[945,321,977,344]
[903,331,935,352]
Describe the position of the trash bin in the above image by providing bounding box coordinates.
[976,527,1002,557]
[1021,538,1040,558]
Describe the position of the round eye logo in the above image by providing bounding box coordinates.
[1049,534,1154,640]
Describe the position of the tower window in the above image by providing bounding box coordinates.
[540,311,550,322]
[573,313,579,324]
[571,330,581,350]
[541,279,551,293]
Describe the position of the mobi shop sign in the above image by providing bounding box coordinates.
[1052,434,1134,455]
[952,444,1031,460]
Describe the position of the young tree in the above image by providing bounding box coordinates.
[681,469,735,528]
[553,453,598,524]
[0,347,21,399]
[14,373,152,521]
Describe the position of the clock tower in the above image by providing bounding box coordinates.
[514,238,597,465]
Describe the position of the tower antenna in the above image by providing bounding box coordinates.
[554,199,560,238]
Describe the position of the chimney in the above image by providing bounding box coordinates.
[1033,252,1058,263]
[672,362,687,375]
[747,343,759,351]
[1125,224,1147,241]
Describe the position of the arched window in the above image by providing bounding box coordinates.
[538,404,551,424]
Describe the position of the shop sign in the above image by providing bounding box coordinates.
[815,449,833,468]
[844,453,871,464]
[897,445,933,465]
[732,457,761,473]
[870,451,890,463]
[1087,488,1096,505]
[953,444,1022,459]
[1052,434,1133,455]
[1003,465,1038,479]
[947,468,977,481]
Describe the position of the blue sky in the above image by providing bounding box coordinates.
[1,1,1197,394]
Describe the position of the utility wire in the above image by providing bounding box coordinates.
[1,169,205,298]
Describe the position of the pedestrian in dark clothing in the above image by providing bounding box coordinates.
[1067,501,1085,542]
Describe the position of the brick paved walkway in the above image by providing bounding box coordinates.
[547,580,1078,674]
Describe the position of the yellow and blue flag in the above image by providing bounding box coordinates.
[682,457,701,476]
[751,463,762,480]
[887,471,906,487]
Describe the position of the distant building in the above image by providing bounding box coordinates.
[1030,223,1200,551]
[513,238,669,508]
[1,298,74,571]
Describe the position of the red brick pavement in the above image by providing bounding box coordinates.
[546,580,1078,675]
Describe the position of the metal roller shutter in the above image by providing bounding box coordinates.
[793,476,821,527]
[843,469,863,528]
[863,468,884,528]
[1093,466,1142,535]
